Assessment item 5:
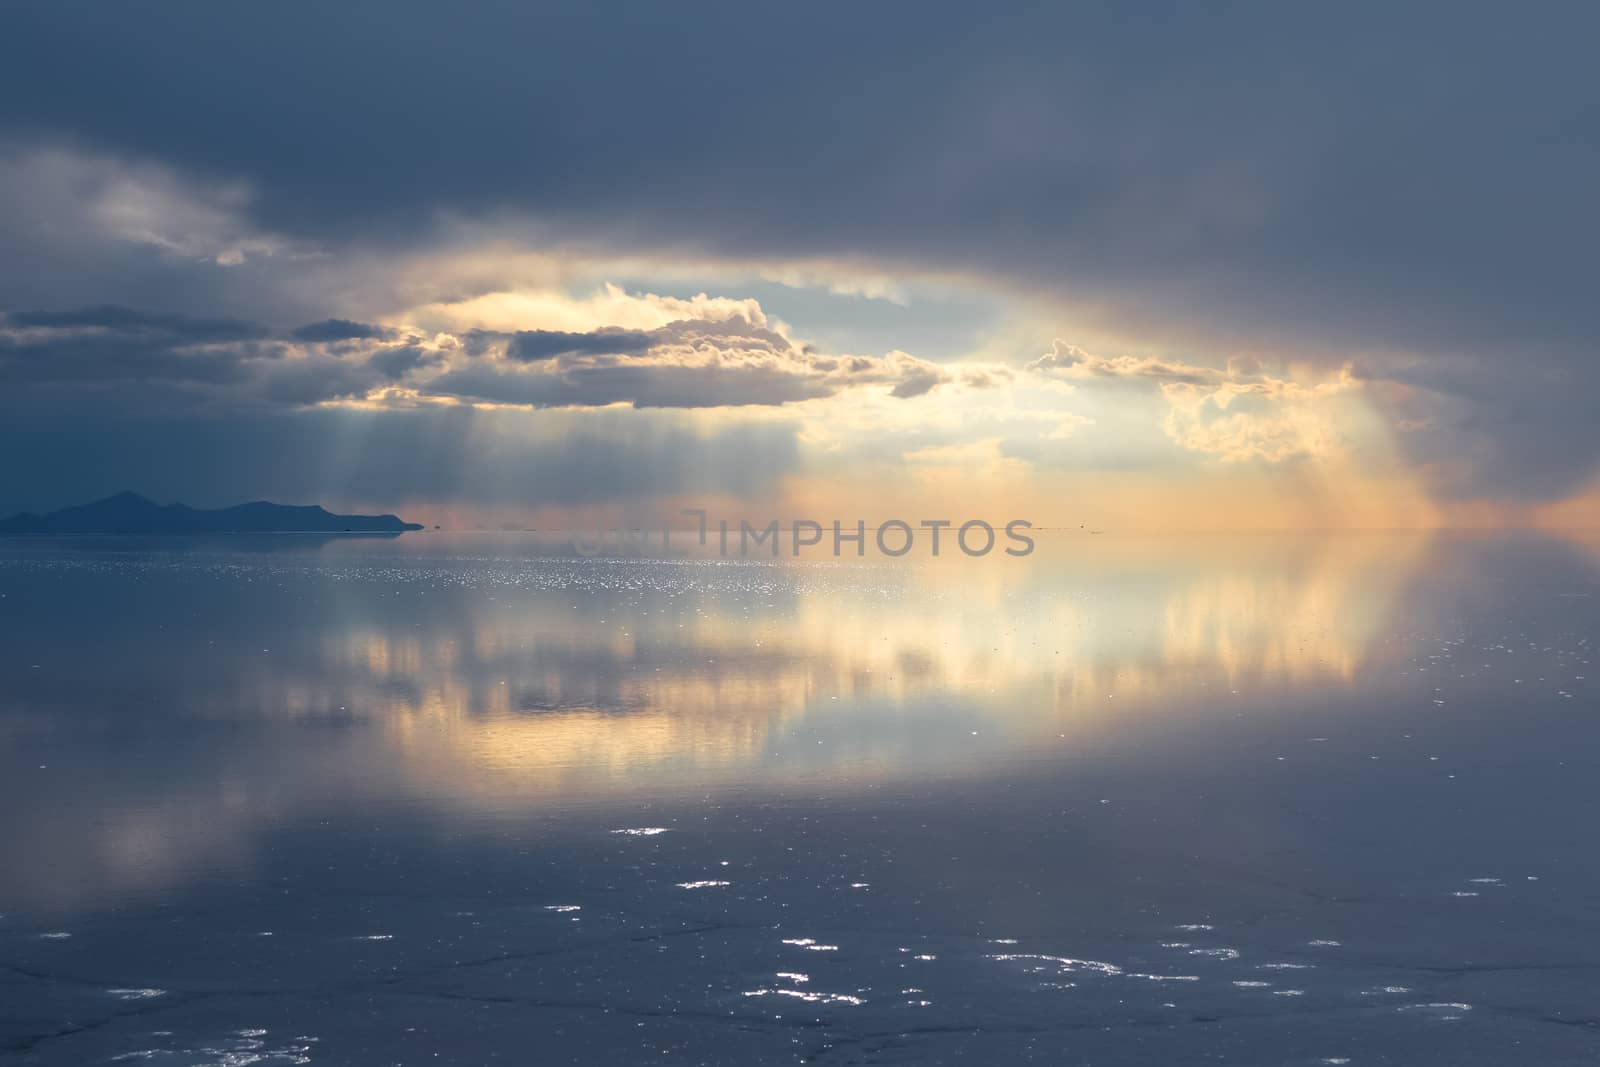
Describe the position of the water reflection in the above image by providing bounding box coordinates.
[0,531,1476,914]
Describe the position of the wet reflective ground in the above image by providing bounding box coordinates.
[1,532,1597,1064]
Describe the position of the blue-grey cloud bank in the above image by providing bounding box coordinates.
[1,2,1596,522]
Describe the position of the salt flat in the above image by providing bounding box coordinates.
[1,532,1596,1064]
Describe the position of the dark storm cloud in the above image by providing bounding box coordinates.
[0,306,429,405]
[0,305,945,412]
[9,305,268,342]
[0,307,260,389]
[1,2,1597,497]
[1,3,1591,344]
[1359,359,1600,502]
[503,328,655,362]
[291,318,393,342]
[0,333,251,389]
[366,344,432,379]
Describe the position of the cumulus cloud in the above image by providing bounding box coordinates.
[888,359,947,399]
[1160,379,1355,465]
[1027,340,1262,388]
[960,368,1011,390]
[409,284,770,336]
[0,302,949,415]
[434,317,948,409]
[1029,339,1360,464]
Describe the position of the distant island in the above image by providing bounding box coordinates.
[0,491,424,534]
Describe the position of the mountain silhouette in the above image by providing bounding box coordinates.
[0,491,423,534]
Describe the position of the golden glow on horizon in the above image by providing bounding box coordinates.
[182,254,1599,530]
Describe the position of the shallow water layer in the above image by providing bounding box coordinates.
[1,532,1597,1064]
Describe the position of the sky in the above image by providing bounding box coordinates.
[1,2,1597,530]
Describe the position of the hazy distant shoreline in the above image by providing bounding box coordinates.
[0,491,422,535]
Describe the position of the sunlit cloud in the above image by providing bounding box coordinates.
[0,81,1595,525]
